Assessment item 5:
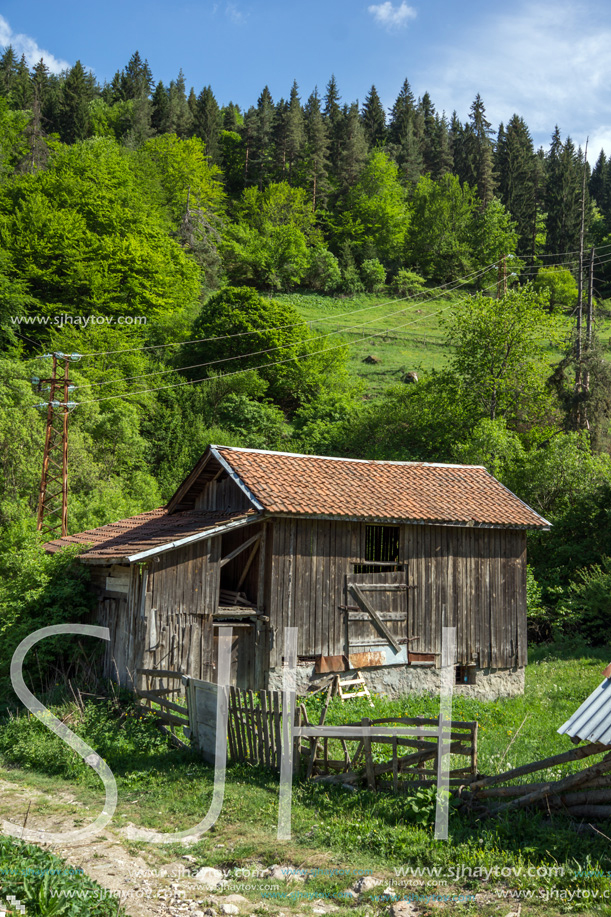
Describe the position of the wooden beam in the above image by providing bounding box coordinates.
[348,583,401,652]
[166,451,211,512]
[236,537,261,590]
[219,533,261,568]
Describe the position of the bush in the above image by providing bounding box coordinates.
[341,265,364,294]
[392,268,426,296]
[305,247,342,292]
[533,266,578,312]
[360,258,386,292]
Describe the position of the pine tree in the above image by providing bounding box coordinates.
[187,87,198,126]
[21,59,51,171]
[303,88,330,209]
[167,70,192,138]
[241,106,259,185]
[430,113,453,178]
[590,150,609,217]
[388,78,416,147]
[416,92,436,172]
[468,94,495,206]
[323,75,343,179]
[222,103,242,132]
[121,51,153,100]
[285,80,305,181]
[11,55,32,109]
[250,86,275,187]
[337,102,368,190]
[361,84,386,148]
[545,127,584,257]
[0,46,18,99]
[193,85,221,162]
[59,61,91,143]
[151,81,170,134]
[495,114,539,255]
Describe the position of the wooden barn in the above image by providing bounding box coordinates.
[46,446,550,699]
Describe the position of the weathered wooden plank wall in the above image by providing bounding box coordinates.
[266,519,527,672]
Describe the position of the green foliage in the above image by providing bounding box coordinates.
[392,268,425,296]
[533,265,578,312]
[0,835,123,916]
[562,558,611,643]
[180,286,347,412]
[406,173,478,282]
[304,247,341,292]
[0,532,95,698]
[343,150,408,263]
[0,137,202,327]
[445,285,561,426]
[360,258,386,292]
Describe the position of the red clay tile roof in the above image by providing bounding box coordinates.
[45,508,258,562]
[213,446,549,530]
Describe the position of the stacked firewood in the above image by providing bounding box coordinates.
[458,742,611,819]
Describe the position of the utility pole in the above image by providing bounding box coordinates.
[575,138,588,394]
[582,246,595,418]
[497,254,507,298]
[35,352,79,539]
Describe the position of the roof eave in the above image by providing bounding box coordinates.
[77,513,264,565]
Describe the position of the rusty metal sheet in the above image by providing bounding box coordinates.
[315,654,349,674]
[408,652,436,664]
[348,651,385,669]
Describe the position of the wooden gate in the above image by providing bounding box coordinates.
[345,571,409,667]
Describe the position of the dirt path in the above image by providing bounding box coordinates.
[0,777,234,917]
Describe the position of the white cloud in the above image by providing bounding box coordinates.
[225,3,246,25]
[423,1,611,160]
[0,15,70,74]
[368,2,417,31]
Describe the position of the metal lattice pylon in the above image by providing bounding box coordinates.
[36,353,77,539]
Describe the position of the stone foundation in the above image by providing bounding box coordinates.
[267,663,525,700]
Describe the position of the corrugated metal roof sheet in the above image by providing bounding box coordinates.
[45,508,258,562]
[558,677,611,746]
[213,446,550,530]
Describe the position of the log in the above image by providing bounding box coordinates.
[558,805,611,819]
[490,752,611,815]
[468,742,606,792]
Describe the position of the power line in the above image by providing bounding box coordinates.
[72,263,498,392]
[74,277,503,408]
[73,261,503,360]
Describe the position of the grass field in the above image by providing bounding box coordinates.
[2,642,611,915]
[274,288,611,399]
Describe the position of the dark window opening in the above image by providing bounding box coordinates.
[365,525,400,562]
[353,525,401,573]
[455,665,477,686]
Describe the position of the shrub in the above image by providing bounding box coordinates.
[360,258,386,292]
[392,268,426,296]
[341,265,364,294]
[305,247,342,292]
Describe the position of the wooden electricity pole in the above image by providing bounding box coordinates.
[36,352,78,539]
[575,138,588,394]
[497,254,508,298]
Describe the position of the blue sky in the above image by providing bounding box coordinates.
[2,0,611,159]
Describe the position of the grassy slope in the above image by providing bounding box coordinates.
[276,290,611,399]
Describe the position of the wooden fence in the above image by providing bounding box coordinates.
[135,668,189,747]
[184,679,478,793]
[303,716,478,792]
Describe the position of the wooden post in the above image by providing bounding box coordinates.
[362,717,376,791]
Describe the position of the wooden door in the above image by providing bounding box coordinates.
[345,571,408,667]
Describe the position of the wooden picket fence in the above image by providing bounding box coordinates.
[227,686,305,769]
